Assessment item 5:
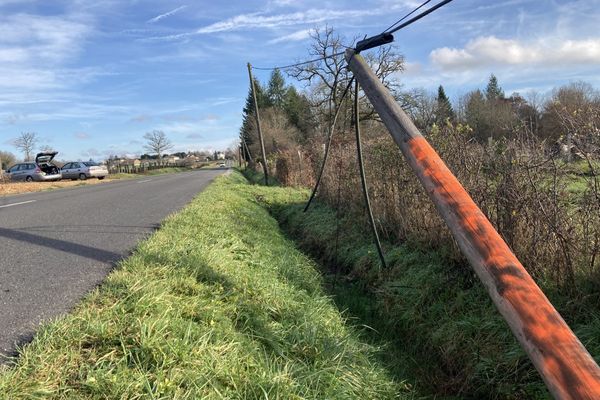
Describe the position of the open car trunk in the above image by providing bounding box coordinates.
[35,152,60,175]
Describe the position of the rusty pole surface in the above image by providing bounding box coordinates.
[346,49,600,400]
[246,63,269,186]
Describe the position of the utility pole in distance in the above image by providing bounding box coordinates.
[247,63,269,185]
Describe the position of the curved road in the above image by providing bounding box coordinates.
[0,169,224,360]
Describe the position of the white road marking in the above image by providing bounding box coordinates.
[0,200,37,209]
[137,179,152,183]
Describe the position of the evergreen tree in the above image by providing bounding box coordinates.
[465,89,489,141]
[267,69,286,108]
[239,79,270,161]
[283,86,314,143]
[436,85,455,124]
[485,74,505,101]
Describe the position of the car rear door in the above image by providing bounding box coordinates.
[24,163,36,180]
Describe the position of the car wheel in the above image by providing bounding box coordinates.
[25,176,34,182]
[79,173,87,180]
[98,176,105,180]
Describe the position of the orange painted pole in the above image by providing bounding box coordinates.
[346,49,600,399]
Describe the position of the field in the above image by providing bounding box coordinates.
[0,167,194,197]
[0,179,109,196]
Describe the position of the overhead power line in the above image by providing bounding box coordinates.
[382,0,432,34]
[386,0,454,35]
[355,0,455,52]
[252,51,345,71]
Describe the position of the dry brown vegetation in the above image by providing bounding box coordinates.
[0,178,110,196]
[277,123,600,290]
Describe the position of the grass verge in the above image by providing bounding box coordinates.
[0,171,410,399]
[108,166,192,180]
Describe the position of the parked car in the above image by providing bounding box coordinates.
[61,161,108,180]
[5,152,62,182]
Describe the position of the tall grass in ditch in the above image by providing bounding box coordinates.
[0,172,410,399]
[258,182,600,399]
[264,124,600,398]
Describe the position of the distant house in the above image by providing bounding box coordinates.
[216,152,225,160]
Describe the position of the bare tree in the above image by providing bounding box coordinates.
[143,130,173,166]
[39,144,56,153]
[13,132,38,161]
[288,26,404,127]
[0,150,16,175]
[288,26,350,114]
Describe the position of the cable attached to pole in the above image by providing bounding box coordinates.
[252,51,345,71]
[353,79,387,269]
[304,76,355,212]
[355,0,454,53]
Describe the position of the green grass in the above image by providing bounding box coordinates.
[246,171,600,399]
[0,171,410,399]
[109,167,191,180]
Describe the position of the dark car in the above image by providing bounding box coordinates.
[5,152,62,182]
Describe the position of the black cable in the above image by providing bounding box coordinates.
[387,0,454,34]
[354,80,387,268]
[353,80,387,269]
[241,136,254,164]
[252,51,345,71]
[304,76,355,212]
[382,0,432,33]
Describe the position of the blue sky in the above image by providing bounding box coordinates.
[1,0,599,161]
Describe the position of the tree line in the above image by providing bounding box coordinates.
[240,27,599,166]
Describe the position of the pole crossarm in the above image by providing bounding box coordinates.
[345,48,600,400]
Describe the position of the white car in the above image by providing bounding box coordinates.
[61,161,108,180]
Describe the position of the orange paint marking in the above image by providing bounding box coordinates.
[405,136,600,399]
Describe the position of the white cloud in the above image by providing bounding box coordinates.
[74,132,91,140]
[148,8,383,40]
[430,36,600,70]
[0,14,90,64]
[0,13,94,91]
[197,9,379,34]
[269,29,311,44]
[147,5,187,24]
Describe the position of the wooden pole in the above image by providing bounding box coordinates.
[346,48,600,400]
[247,63,269,185]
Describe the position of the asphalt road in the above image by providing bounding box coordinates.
[0,169,224,360]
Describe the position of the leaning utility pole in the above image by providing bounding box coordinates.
[247,63,269,185]
[346,48,600,400]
